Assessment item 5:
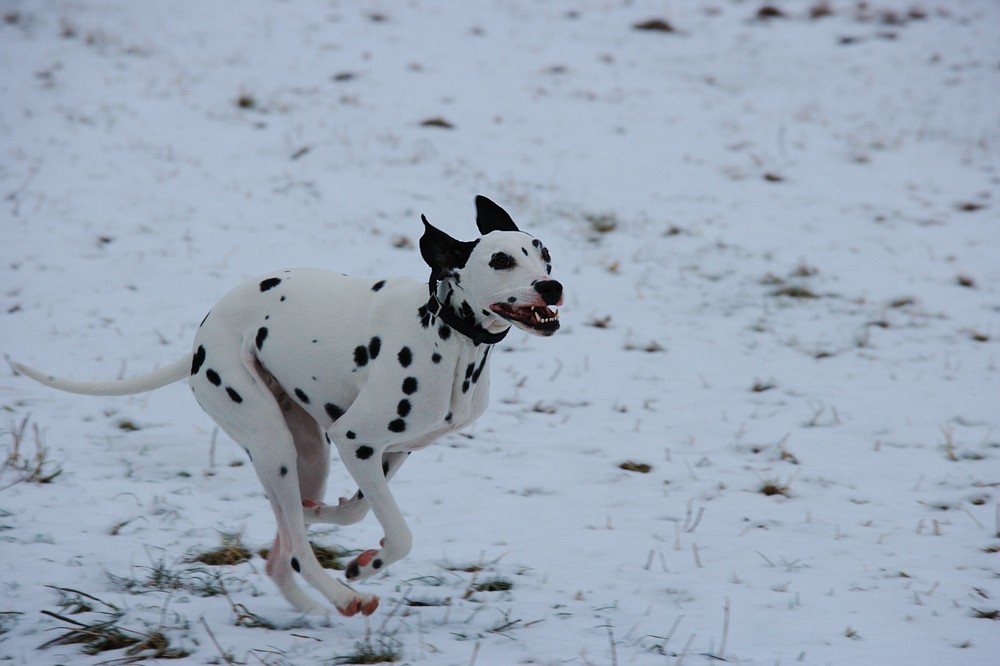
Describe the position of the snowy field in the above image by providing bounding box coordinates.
[2,1,998,664]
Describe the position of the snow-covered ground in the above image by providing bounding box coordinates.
[2,1,998,664]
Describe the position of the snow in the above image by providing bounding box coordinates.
[2,1,998,664]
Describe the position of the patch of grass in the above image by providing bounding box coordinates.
[620,461,652,474]
[332,640,400,664]
[39,587,189,660]
[634,18,675,33]
[0,611,22,637]
[1,415,63,489]
[473,577,514,593]
[756,6,787,21]
[810,2,834,19]
[773,285,818,299]
[108,549,235,598]
[758,480,791,497]
[236,92,256,109]
[188,530,252,566]
[971,608,999,620]
[420,117,454,129]
[584,212,619,235]
[624,340,665,353]
[889,296,916,308]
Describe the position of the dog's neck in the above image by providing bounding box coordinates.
[425,277,509,346]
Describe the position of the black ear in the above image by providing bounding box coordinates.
[420,215,478,278]
[475,195,519,234]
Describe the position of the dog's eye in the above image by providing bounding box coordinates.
[540,248,551,263]
[489,252,515,270]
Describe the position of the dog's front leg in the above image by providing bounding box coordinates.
[331,438,413,581]
[302,451,409,526]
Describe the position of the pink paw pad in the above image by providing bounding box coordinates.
[338,596,379,617]
[345,549,383,580]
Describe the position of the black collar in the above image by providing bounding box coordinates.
[426,282,509,346]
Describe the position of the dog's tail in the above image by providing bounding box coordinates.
[11,356,190,396]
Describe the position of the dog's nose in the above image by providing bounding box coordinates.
[534,280,563,306]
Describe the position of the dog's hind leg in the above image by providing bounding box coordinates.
[194,339,378,616]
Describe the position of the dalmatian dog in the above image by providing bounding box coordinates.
[13,196,562,617]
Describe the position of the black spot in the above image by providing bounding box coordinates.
[244,447,252,461]
[388,419,406,433]
[417,304,432,329]
[260,277,282,292]
[438,325,451,341]
[482,309,492,317]
[354,345,369,367]
[397,399,411,417]
[398,347,412,367]
[280,295,286,302]
[462,380,470,393]
[280,465,288,476]
[507,296,517,303]
[546,264,552,275]
[445,412,453,422]
[346,430,357,440]
[226,387,243,403]
[346,561,359,579]
[373,558,383,570]
[206,369,221,386]
[465,363,475,379]
[356,445,374,460]
[472,351,489,383]
[369,336,381,359]
[357,490,364,499]
[325,403,344,421]
[294,388,310,404]
[290,556,300,572]
[489,252,516,270]
[382,461,391,475]
[532,239,542,249]
[325,433,331,444]
[432,353,442,363]
[372,280,386,291]
[256,327,268,350]
[191,346,206,375]
[402,377,418,395]
[522,247,529,256]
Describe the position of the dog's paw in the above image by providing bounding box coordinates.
[345,549,382,581]
[302,497,368,526]
[337,594,380,617]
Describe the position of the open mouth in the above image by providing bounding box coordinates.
[490,302,561,334]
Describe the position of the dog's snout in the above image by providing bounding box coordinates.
[534,280,563,306]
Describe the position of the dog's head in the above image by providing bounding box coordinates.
[420,196,562,337]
